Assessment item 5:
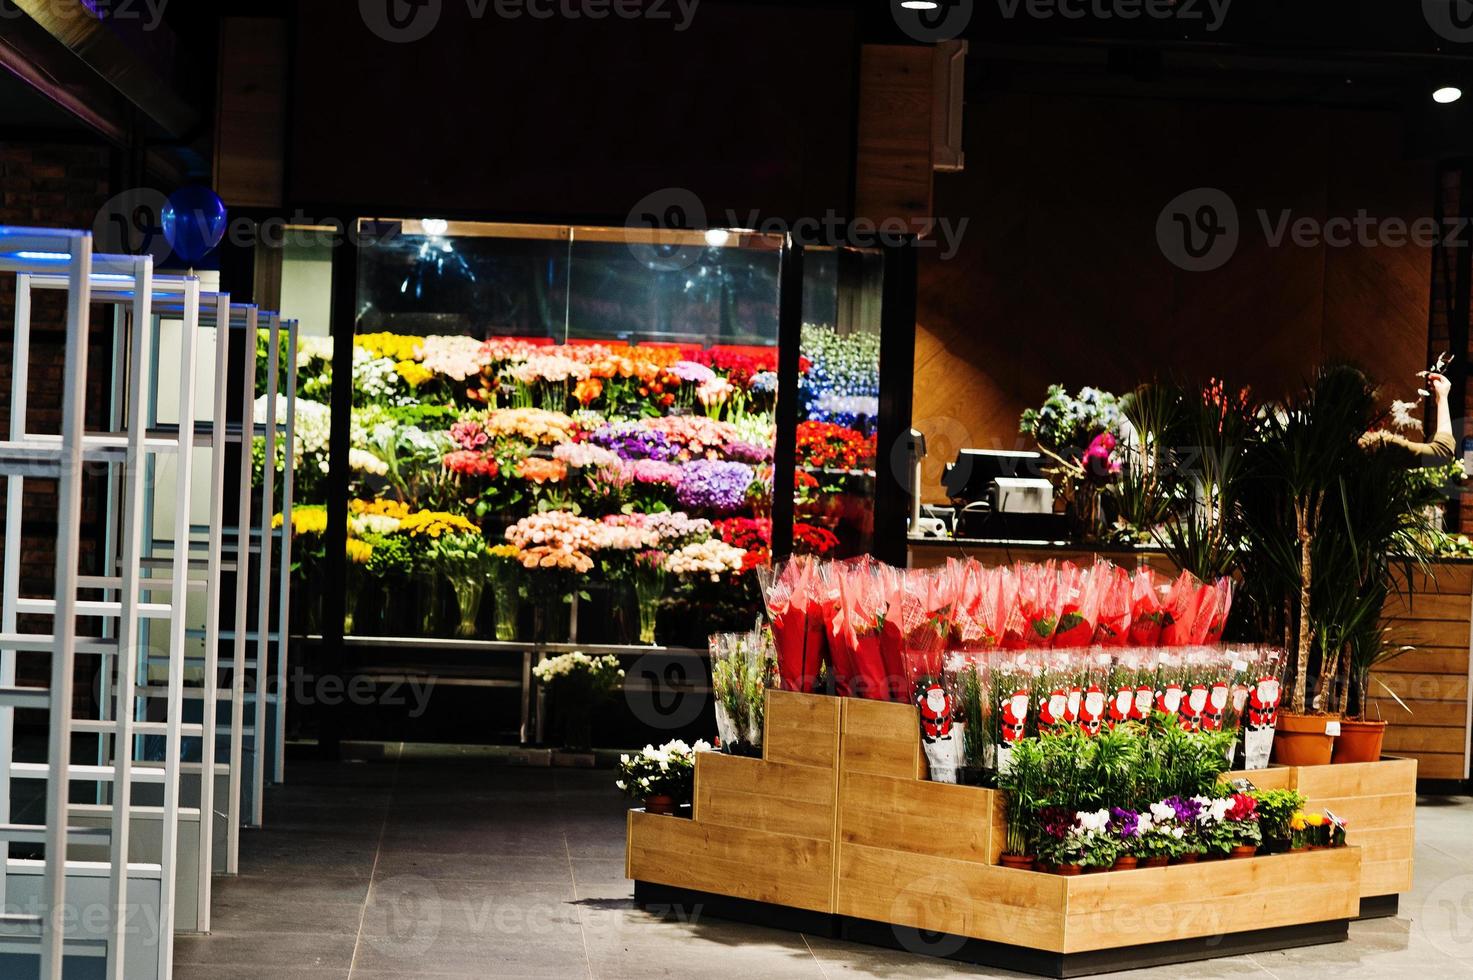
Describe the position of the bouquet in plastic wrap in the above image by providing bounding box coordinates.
[757,556,828,693]
[709,628,774,756]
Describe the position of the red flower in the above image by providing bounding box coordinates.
[795,421,876,471]
[443,451,500,479]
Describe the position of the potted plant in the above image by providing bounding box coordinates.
[1075,810,1120,873]
[532,651,624,751]
[710,628,773,757]
[1035,807,1086,875]
[1019,384,1124,541]
[996,738,1045,869]
[1240,366,1444,766]
[1249,788,1305,854]
[616,739,710,815]
[1223,792,1263,858]
[1137,802,1188,868]
[1107,808,1144,869]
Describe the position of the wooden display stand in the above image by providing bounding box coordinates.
[628,692,1414,977]
[1228,755,1416,915]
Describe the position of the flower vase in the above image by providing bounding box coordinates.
[632,567,665,646]
[535,598,572,643]
[450,575,485,639]
[492,585,520,641]
[1065,482,1104,542]
[416,572,444,636]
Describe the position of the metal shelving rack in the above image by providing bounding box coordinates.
[0,224,295,978]
[0,227,197,980]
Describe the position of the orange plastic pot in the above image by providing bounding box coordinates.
[1000,854,1035,871]
[1332,719,1387,764]
[1272,712,1337,767]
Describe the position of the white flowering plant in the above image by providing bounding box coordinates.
[614,739,712,804]
[531,652,624,698]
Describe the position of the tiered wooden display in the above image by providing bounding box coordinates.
[627,692,1416,978]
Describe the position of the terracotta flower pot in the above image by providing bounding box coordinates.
[1084,865,1109,874]
[1332,718,1387,764]
[1000,853,1035,871]
[1053,863,1083,877]
[1272,712,1338,767]
[1140,856,1170,869]
[1113,855,1139,871]
[644,794,677,816]
[1173,852,1201,865]
[1230,844,1259,860]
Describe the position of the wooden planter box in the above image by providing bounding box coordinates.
[1229,756,1416,910]
[628,693,1403,977]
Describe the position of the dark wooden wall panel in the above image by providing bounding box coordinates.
[914,94,1433,502]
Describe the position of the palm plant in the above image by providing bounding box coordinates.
[1154,380,1254,582]
[1238,366,1377,714]
[998,738,1046,857]
[1112,382,1184,535]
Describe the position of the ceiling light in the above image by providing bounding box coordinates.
[421,218,449,236]
[900,1,940,8]
[1434,86,1462,104]
[704,229,730,247]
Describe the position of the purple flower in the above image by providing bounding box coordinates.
[675,460,754,514]
[723,440,773,464]
[591,423,680,462]
[1108,807,1141,840]
[1164,796,1202,825]
[670,360,717,384]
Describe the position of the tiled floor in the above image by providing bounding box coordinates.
[177,752,1473,979]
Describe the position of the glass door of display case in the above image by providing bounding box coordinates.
[298,219,915,746]
[337,219,789,650]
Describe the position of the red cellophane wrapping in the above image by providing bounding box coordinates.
[1016,560,1062,647]
[815,561,853,697]
[1092,561,1132,645]
[760,556,829,693]
[837,559,891,700]
[1201,578,1234,644]
[1052,561,1102,647]
[878,565,910,701]
[1127,567,1165,646]
[1160,570,1206,646]
[997,566,1028,649]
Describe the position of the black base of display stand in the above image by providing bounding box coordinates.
[633,880,1355,979]
[633,881,839,939]
[1358,894,1399,920]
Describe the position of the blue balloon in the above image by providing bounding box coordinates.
[161,186,227,263]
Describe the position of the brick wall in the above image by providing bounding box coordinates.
[0,140,119,693]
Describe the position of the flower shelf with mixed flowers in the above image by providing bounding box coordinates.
[277,324,886,648]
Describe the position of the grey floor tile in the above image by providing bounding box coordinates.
[174,931,357,968]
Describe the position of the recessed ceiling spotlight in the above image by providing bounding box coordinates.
[421,218,449,236]
[900,1,940,9]
[704,229,730,247]
[1434,86,1463,104]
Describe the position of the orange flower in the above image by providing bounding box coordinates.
[574,377,604,405]
[517,457,569,484]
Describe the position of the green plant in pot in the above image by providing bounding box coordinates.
[996,737,1045,867]
[1238,367,1395,764]
[1248,788,1305,853]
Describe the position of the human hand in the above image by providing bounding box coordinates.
[1427,372,1452,399]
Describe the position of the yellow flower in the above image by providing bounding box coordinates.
[346,538,373,564]
[356,332,424,362]
[1289,813,1307,832]
[1306,813,1326,827]
[488,544,522,560]
[277,505,329,536]
[399,510,480,538]
[395,360,434,387]
[351,498,411,520]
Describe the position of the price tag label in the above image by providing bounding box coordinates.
[1325,720,1342,736]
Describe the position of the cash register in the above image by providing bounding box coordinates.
[941,449,1067,541]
